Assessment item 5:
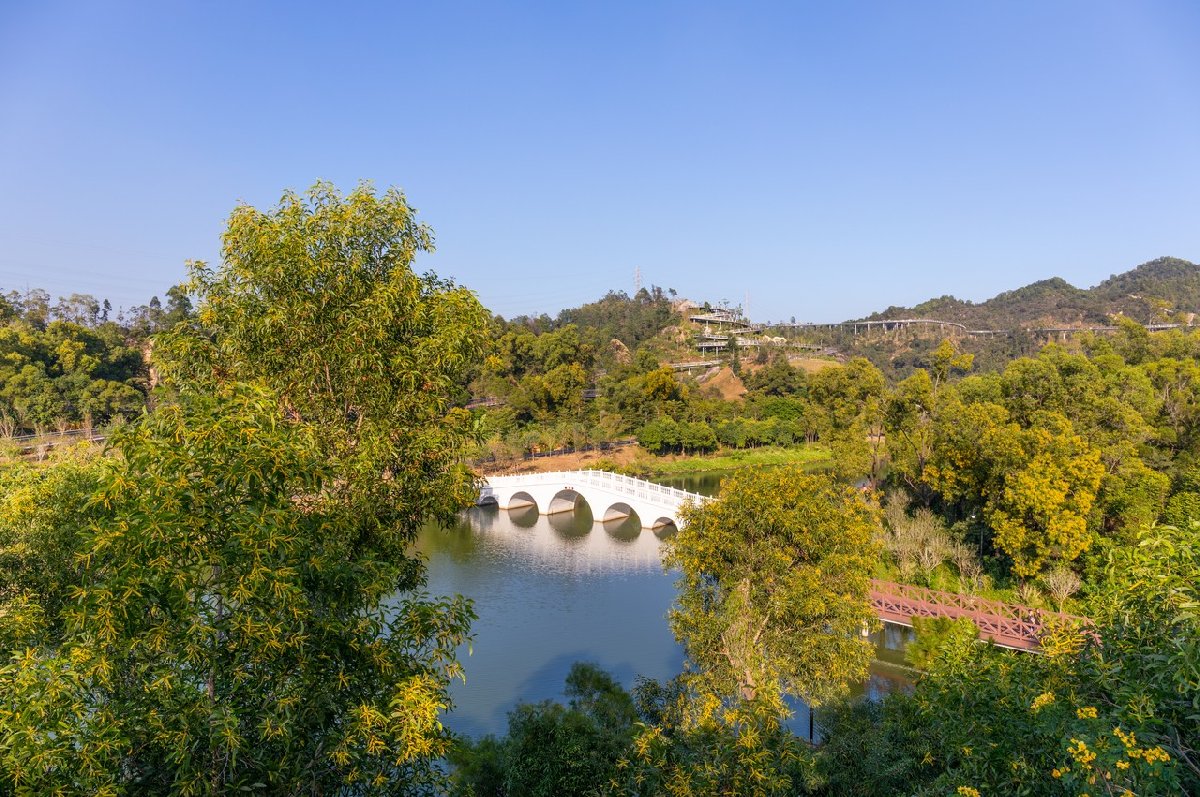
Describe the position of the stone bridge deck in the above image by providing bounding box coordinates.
[479,469,708,529]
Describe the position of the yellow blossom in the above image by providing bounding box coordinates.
[1030,691,1056,711]
[956,787,981,797]
[1143,746,1170,764]
[1076,706,1098,719]
[1068,739,1097,766]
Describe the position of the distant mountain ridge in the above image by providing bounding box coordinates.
[862,257,1200,329]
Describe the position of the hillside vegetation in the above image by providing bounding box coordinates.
[864,256,1200,329]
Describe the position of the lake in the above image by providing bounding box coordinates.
[412,470,914,739]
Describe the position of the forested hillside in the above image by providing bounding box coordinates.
[0,288,191,435]
[863,256,1200,329]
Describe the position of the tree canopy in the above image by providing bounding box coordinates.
[667,467,879,710]
[0,182,492,794]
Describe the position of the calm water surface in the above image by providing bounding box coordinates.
[413,470,913,738]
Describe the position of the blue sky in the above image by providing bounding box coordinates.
[2,1,1198,322]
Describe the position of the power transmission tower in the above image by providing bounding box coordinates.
[634,266,642,293]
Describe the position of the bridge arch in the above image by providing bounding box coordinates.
[602,501,635,523]
[506,490,537,511]
[509,502,539,528]
[547,488,585,515]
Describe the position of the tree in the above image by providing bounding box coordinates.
[0,182,493,793]
[808,358,886,485]
[666,467,879,712]
[884,368,938,503]
[929,338,973,388]
[679,420,717,454]
[727,334,741,375]
[0,453,107,651]
[636,416,680,455]
[616,468,878,795]
[0,388,475,793]
[615,689,819,797]
[985,414,1105,577]
[0,305,150,434]
[742,356,806,397]
[449,663,637,797]
[159,180,490,552]
[52,293,102,327]
[817,522,1199,796]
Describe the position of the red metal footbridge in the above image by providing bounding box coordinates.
[870,579,1086,651]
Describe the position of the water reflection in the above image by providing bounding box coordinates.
[508,502,539,528]
[415,504,684,737]
[602,513,642,543]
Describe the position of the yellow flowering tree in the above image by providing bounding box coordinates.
[814,522,1198,795]
[0,389,476,793]
[0,183,491,794]
[614,467,878,795]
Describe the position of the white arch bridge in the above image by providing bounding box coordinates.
[478,470,709,529]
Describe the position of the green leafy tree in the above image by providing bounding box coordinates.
[929,338,973,388]
[679,420,717,454]
[616,468,877,795]
[818,521,1199,796]
[986,414,1105,577]
[160,180,490,550]
[742,355,806,397]
[615,692,818,797]
[1,182,493,793]
[636,416,680,455]
[449,663,638,797]
[666,466,879,711]
[885,368,938,503]
[0,388,475,794]
[0,453,107,650]
[808,358,886,485]
[0,306,149,434]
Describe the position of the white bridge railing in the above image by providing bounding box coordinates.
[480,470,710,508]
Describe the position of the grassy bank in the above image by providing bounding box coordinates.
[627,444,831,478]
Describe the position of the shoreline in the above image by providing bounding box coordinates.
[475,444,832,479]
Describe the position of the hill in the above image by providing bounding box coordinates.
[863,257,1200,329]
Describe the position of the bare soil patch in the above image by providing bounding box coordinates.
[697,366,746,400]
[477,443,643,476]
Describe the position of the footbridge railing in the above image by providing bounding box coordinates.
[479,470,710,529]
[481,470,709,507]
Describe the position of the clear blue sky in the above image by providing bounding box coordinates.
[2,1,1198,322]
